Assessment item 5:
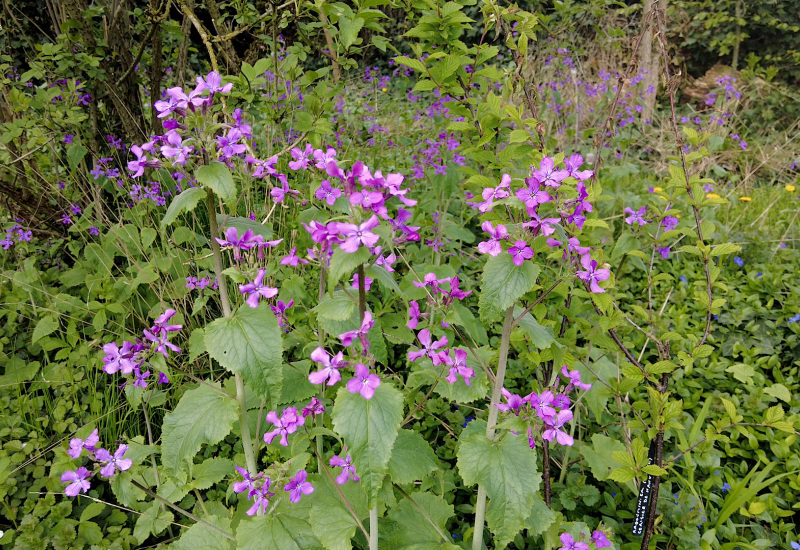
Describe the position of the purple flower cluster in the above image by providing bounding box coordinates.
[61,429,132,497]
[101,309,181,388]
[558,529,611,550]
[1,220,33,250]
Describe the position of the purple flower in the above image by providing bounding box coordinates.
[407,301,421,329]
[532,157,568,188]
[522,212,559,237]
[592,530,611,549]
[734,256,744,267]
[89,226,100,236]
[102,341,138,374]
[477,221,508,256]
[445,349,474,386]
[270,180,299,203]
[302,397,325,417]
[215,227,265,261]
[280,246,308,267]
[564,153,593,181]
[95,445,133,478]
[196,71,233,94]
[284,469,314,503]
[558,532,589,550]
[330,452,359,485]
[496,388,527,413]
[263,407,305,446]
[338,311,374,350]
[313,147,338,169]
[561,365,592,392]
[63,134,74,144]
[346,363,381,399]
[232,465,261,497]
[239,269,279,308]
[408,329,448,364]
[509,240,534,266]
[624,206,648,226]
[246,481,275,516]
[61,467,92,496]
[315,180,343,205]
[217,128,246,160]
[308,348,347,385]
[271,299,294,329]
[657,246,670,259]
[531,390,557,422]
[67,429,99,459]
[543,410,574,446]
[336,215,380,253]
[127,145,160,177]
[161,131,193,166]
[351,273,373,291]
[478,174,511,212]
[516,178,551,209]
[576,254,611,294]
[662,215,679,231]
[133,367,150,388]
[288,144,314,170]
[443,277,472,303]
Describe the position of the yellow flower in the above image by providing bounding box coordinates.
[706,193,721,200]
[739,196,752,202]
[381,87,388,93]
[658,195,668,201]
[653,186,663,192]
[786,184,796,192]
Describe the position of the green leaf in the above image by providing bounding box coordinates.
[191,457,235,490]
[382,492,457,549]
[170,515,234,550]
[523,493,557,537]
[513,307,556,349]
[79,502,106,523]
[204,305,283,403]
[236,506,321,549]
[32,315,59,344]
[195,161,237,209]
[642,465,668,476]
[161,383,238,475]
[309,472,367,550]
[279,361,318,405]
[313,292,357,321]
[216,215,274,240]
[580,434,627,482]
[162,187,206,227]
[339,15,365,49]
[764,383,792,403]
[608,467,636,483]
[67,144,87,169]
[328,247,371,291]
[725,363,755,385]
[332,383,404,505]
[478,254,540,321]
[134,501,173,544]
[457,433,539,547]
[387,430,440,484]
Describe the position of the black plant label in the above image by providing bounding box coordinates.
[632,440,657,536]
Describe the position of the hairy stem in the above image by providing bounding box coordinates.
[207,190,257,475]
[472,306,515,550]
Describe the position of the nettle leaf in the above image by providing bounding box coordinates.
[382,492,457,549]
[457,432,539,547]
[328,247,370,291]
[204,305,283,403]
[162,186,206,227]
[332,383,404,505]
[387,429,440,484]
[195,161,237,208]
[170,515,234,550]
[161,382,238,475]
[478,254,540,321]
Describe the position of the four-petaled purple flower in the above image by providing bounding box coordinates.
[246,480,275,516]
[346,363,381,399]
[337,215,380,253]
[102,341,138,374]
[509,240,534,266]
[95,445,133,478]
[284,469,315,503]
[315,180,343,205]
[592,530,611,549]
[232,465,262,497]
[408,329,448,365]
[543,410,575,446]
[338,311,374,350]
[558,532,589,550]
[576,254,610,294]
[302,397,325,417]
[478,174,511,212]
[445,349,474,386]
[288,144,314,170]
[624,206,648,226]
[68,429,99,459]
[532,157,569,188]
[561,365,592,392]
[330,452,359,485]
[308,347,347,385]
[271,299,294,329]
[477,221,508,256]
[61,467,92,496]
[407,300,421,330]
[239,268,279,308]
[263,407,305,446]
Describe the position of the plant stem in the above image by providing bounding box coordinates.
[206,189,257,475]
[369,506,379,550]
[472,306,515,550]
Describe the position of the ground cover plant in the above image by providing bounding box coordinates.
[1,0,800,549]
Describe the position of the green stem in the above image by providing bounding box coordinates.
[472,306,515,550]
[369,506,379,550]
[207,189,258,475]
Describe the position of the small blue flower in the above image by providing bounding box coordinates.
[790,541,800,550]
[788,314,800,324]
[680,275,687,282]
[462,416,475,428]
[452,533,462,540]
[721,482,731,493]
[734,256,744,267]
[756,272,762,278]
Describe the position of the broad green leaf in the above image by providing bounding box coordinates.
[580,434,627,482]
[195,161,237,208]
[161,383,238,475]
[279,361,317,405]
[192,457,235,490]
[79,502,106,523]
[328,247,370,291]
[764,383,792,403]
[309,473,368,550]
[0,356,40,385]
[313,292,357,321]
[236,505,321,550]
[382,492,457,549]
[457,433,539,547]
[162,187,206,227]
[133,501,173,544]
[387,430,440,484]
[513,307,556,349]
[523,493,557,537]
[478,254,540,321]
[725,363,755,385]
[216,215,274,240]
[332,384,404,505]
[339,15,365,49]
[32,315,59,344]
[170,515,234,550]
[204,305,283,403]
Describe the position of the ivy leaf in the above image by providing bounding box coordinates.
[382,492,458,548]
[332,383,404,505]
[387,429,440,484]
[170,515,234,550]
[478,254,540,322]
[161,186,206,227]
[457,432,539,547]
[195,161,237,209]
[161,382,238,475]
[204,305,283,403]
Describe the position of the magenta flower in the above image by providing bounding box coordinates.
[445,349,474,386]
[160,131,193,166]
[576,254,611,294]
[561,365,592,391]
[389,208,421,242]
[239,268,279,308]
[284,469,314,503]
[543,410,575,446]
[532,157,568,188]
[624,206,648,226]
[662,215,679,231]
[509,240,534,266]
[271,180,299,203]
[196,71,233,94]
[263,407,305,446]
[95,445,133,478]
[522,212,559,237]
[477,221,508,256]
[154,86,189,118]
[288,144,314,170]
[216,227,262,261]
[407,301,421,329]
[408,329,448,365]
[496,388,527,413]
[301,397,325,417]
[346,363,381,399]
[61,467,92,496]
[337,215,380,253]
[246,481,275,516]
[217,128,246,160]
[558,533,589,550]
[68,429,99,459]
[443,277,472,303]
[478,174,511,212]
[351,273,373,291]
[150,309,182,339]
[232,465,262,497]
[308,348,347,386]
[313,147,337,169]
[127,145,160,177]
[412,272,450,294]
[592,530,611,549]
[133,368,150,388]
[330,452,359,485]
[564,153,593,181]
[280,246,309,267]
[271,299,294,329]
[338,311,374,350]
[102,341,138,375]
[516,178,551,209]
[531,390,557,422]
[315,180,343,205]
